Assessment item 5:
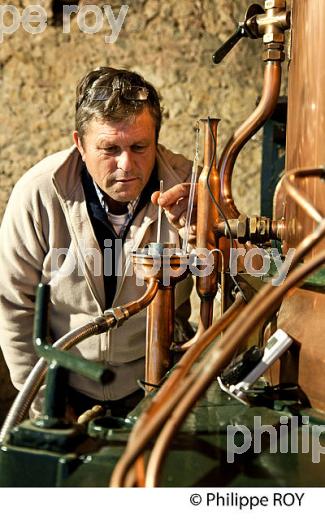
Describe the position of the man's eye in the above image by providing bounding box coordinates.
[132,144,147,152]
[103,146,119,154]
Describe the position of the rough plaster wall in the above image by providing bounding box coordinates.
[0,0,287,421]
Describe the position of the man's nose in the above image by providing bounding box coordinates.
[117,151,133,173]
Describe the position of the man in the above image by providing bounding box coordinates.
[0,67,195,419]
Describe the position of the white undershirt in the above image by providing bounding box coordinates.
[93,179,140,237]
[106,210,129,236]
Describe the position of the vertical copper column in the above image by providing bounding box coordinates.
[195,118,220,329]
[145,284,174,387]
[277,0,325,255]
[273,0,325,411]
[138,250,189,387]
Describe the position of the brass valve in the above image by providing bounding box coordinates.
[212,0,290,64]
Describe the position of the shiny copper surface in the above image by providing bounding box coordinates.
[110,0,325,487]
[273,165,325,409]
[272,0,325,410]
[131,250,189,283]
[219,60,282,218]
[274,0,325,255]
[195,118,220,328]
[197,118,220,252]
[177,119,221,350]
[123,277,159,317]
[132,250,190,389]
[113,165,325,486]
[145,286,174,387]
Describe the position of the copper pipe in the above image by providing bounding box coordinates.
[197,118,220,251]
[282,167,324,225]
[145,285,174,387]
[175,248,225,353]
[124,278,159,317]
[175,320,205,353]
[134,456,146,487]
[113,238,324,487]
[218,61,282,218]
[195,118,220,329]
[110,293,245,487]
[143,292,243,423]
[132,249,189,390]
[280,167,325,272]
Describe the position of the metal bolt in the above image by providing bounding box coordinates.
[237,215,248,243]
[259,217,267,236]
[263,48,285,61]
[249,216,258,239]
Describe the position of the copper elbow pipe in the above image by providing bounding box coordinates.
[282,167,324,225]
[114,224,325,487]
[218,60,282,218]
[0,278,159,442]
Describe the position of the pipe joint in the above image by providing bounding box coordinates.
[263,45,286,62]
[104,306,129,328]
[216,214,283,244]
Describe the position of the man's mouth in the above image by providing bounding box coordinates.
[115,178,138,183]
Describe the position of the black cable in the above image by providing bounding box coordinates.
[137,379,161,392]
[206,116,247,302]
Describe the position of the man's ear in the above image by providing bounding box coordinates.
[73,131,85,161]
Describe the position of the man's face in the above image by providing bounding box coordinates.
[74,108,157,204]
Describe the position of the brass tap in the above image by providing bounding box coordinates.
[259,0,291,62]
[212,1,291,64]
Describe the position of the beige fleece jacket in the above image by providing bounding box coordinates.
[0,144,193,406]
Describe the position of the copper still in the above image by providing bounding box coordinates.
[271,0,325,410]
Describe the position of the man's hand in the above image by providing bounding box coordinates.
[151,182,197,245]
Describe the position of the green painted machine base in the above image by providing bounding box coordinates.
[1,383,325,487]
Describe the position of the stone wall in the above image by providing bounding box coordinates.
[0,0,287,421]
